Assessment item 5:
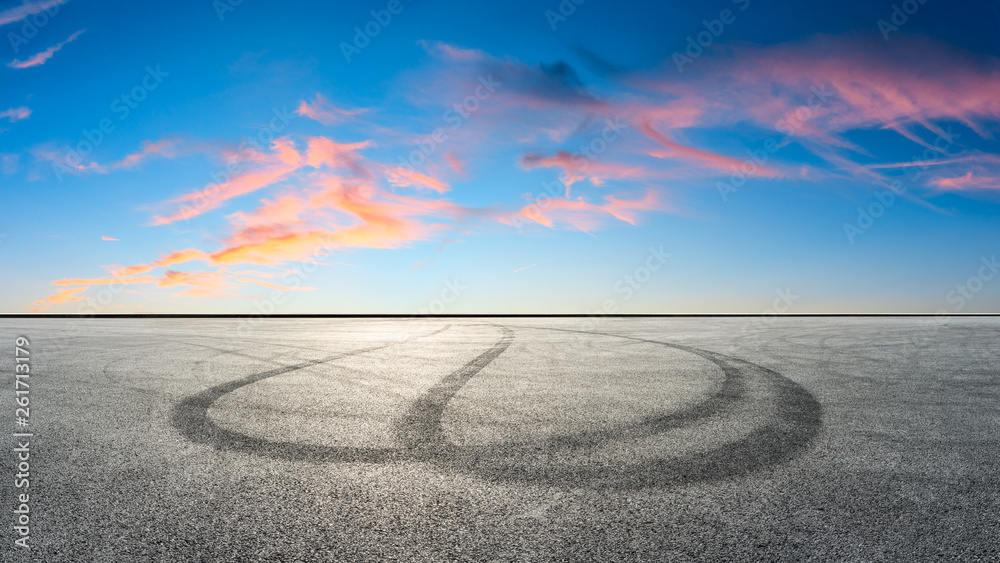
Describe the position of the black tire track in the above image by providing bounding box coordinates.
[170,323,821,490]
[429,324,822,489]
[396,327,515,454]
[170,325,456,463]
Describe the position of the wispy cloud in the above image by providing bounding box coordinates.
[101,236,120,241]
[385,166,449,193]
[151,136,381,225]
[520,151,650,195]
[110,249,209,277]
[511,190,661,231]
[634,35,1000,179]
[1,153,19,174]
[930,171,1000,191]
[8,29,84,69]
[296,94,367,125]
[0,0,68,27]
[0,107,31,122]
[113,138,183,169]
[53,276,157,286]
[30,137,187,179]
[26,286,86,313]
[152,137,304,224]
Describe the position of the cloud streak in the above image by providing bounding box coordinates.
[296,94,367,125]
[513,190,660,231]
[0,0,67,27]
[0,107,31,122]
[8,29,84,69]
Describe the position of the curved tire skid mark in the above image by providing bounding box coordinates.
[171,322,820,490]
[170,325,454,463]
[396,326,515,454]
[439,325,822,490]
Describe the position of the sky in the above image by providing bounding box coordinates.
[1,0,999,315]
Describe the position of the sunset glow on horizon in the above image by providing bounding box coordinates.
[2,0,999,314]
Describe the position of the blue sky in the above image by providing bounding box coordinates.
[1,0,999,314]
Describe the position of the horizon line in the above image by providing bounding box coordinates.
[2,314,998,319]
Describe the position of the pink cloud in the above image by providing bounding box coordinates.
[654,35,1000,148]
[227,193,309,230]
[113,138,183,169]
[8,29,84,69]
[304,136,373,176]
[419,40,486,63]
[0,0,68,27]
[30,137,186,180]
[929,171,1000,191]
[152,138,304,225]
[638,120,781,178]
[513,190,661,231]
[0,106,31,122]
[296,94,367,125]
[208,173,463,265]
[385,166,449,193]
[101,236,119,241]
[444,152,466,175]
[520,151,649,195]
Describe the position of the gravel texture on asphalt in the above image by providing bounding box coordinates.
[1,317,997,561]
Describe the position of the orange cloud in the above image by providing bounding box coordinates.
[111,248,208,277]
[27,286,87,313]
[8,29,84,69]
[53,276,157,286]
[157,270,243,298]
[211,173,460,265]
[210,230,334,265]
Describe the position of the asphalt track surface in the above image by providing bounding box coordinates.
[1,317,998,561]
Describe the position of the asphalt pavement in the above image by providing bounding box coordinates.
[1,317,997,561]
